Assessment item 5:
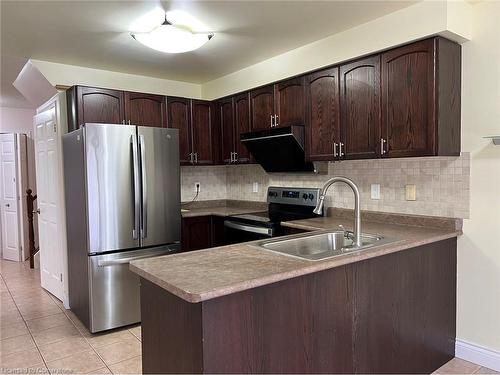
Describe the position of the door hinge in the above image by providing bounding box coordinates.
[60,273,63,282]
[53,124,57,133]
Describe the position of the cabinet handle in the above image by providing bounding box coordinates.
[275,115,279,127]
[189,152,193,164]
[230,152,234,163]
[381,138,387,155]
[194,152,198,164]
[270,115,274,128]
[339,142,345,157]
[128,120,131,125]
[122,120,125,125]
[333,143,338,158]
[234,152,238,162]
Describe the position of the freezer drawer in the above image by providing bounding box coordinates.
[88,245,178,333]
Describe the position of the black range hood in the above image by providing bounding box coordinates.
[240,125,316,173]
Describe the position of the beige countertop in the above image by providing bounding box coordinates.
[181,200,267,218]
[131,214,462,303]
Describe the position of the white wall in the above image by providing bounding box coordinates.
[457,1,500,354]
[32,60,202,99]
[0,107,35,134]
[201,0,472,100]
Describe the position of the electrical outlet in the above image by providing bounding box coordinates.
[194,182,201,193]
[252,182,259,193]
[405,184,416,201]
[370,184,381,200]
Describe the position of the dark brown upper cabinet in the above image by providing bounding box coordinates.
[124,92,167,127]
[167,97,192,165]
[250,78,306,131]
[233,93,251,163]
[218,93,251,164]
[250,85,275,131]
[66,86,125,132]
[219,97,235,164]
[191,100,217,165]
[381,37,460,158]
[167,98,218,166]
[381,39,435,158]
[340,56,381,160]
[305,67,340,161]
[275,77,306,128]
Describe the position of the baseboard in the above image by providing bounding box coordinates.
[455,339,500,371]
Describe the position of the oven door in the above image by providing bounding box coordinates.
[224,219,274,244]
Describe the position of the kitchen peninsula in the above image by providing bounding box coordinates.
[131,213,461,374]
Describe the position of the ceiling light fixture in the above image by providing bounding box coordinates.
[131,14,214,54]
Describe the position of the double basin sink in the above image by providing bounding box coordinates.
[255,230,398,261]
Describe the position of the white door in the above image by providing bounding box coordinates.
[0,134,21,261]
[34,107,63,299]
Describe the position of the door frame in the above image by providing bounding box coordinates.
[34,92,69,308]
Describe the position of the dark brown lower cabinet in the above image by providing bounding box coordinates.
[181,216,212,251]
[181,215,226,251]
[141,238,457,373]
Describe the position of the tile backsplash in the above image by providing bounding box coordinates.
[181,153,470,219]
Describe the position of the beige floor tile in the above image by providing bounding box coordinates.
[92,367,113,374]
[0,333,36,356]
[94,337,141,366]
[128,326,141,340]
[26,312,74,333]
[437,358,482,374]
[25,362,50,373]
[20,304,62,321]
[85,330,137,349]
[32,324,80,346]
[38,336,92,362]
[46,349,106,374]
[475,366,500,374]
[0,321,29,340]
[0,310,24,325]
[0,347,43,369]
[109,355,142,374]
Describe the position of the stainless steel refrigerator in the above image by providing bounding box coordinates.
[63,123,181,333]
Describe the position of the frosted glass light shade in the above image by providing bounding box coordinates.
[132,24,213,54]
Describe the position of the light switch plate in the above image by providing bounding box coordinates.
[370,184,380,200]
[252,182,259,193]
[405,184,416,201]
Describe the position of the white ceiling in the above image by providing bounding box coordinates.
[1,0,417,108]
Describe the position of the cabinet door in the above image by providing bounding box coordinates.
[77,86,124,126]
[167,97,192,165]
[305,67,340,161]
[124,92,167,127]
[340,56,381,159]
[250,85,275,131]
[233,93,251,163]
[275,77,306,128]
[211,216,226,247]
[181,216,212,251]
[381,39,435,158]
[219,98,234,164]
[191,100,215,165]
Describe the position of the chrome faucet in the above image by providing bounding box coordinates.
[313,176,363,247]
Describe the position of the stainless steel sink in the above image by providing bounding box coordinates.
[255,230,399,261]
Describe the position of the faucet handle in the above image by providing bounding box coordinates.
[338,224,345,231]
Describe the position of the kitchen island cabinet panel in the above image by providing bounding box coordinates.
[181,216,212,251]
[140,237,456,373]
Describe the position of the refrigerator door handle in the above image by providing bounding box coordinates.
[139,134,147,239]
[97,253,167,267]
[131,134,140,240]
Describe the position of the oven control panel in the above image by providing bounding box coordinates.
[267,187,321,206]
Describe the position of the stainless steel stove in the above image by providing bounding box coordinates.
[223,187,321,244]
